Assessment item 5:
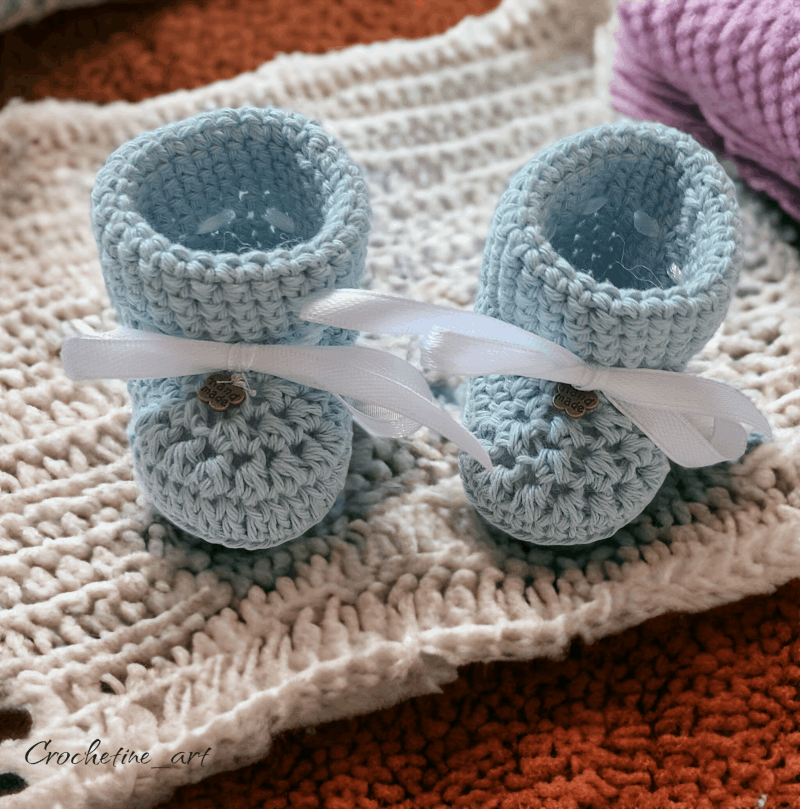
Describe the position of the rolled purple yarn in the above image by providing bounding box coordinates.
[610,0,800,219]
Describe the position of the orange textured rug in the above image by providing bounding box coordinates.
[158,580,800,809]
[0,0,501,106]
[2,2,799,808]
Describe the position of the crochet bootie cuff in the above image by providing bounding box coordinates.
[91,106,370,347]
[479,121,741,372]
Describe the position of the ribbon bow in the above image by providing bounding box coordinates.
[61,326,494,471]
[300,289,772,469]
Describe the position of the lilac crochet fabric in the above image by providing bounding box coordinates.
[609,0,800,220]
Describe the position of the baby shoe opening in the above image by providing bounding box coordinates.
[542,141,709,292]
[135,113,328,255]
[93,108,370,346]
[497,123,740,371]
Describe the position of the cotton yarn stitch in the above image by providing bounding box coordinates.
[2,1,800,808]
[91,106,371,548]
[461,120,741,545]
[608,0,800,221]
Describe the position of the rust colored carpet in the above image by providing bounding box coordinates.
[159,580,800,809]
[0,0,501,106]
[2,1,799,808]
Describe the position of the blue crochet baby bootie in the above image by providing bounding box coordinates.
[461,120,741,545]
[91,107,370,548]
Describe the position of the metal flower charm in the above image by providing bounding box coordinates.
[552,383,600,419]
[198,373,247,412]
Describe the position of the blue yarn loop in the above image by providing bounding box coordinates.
[462,120,742,546]
[91,107,371,549]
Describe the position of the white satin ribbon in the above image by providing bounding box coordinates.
[61,327,494,471]
[300,289,772,469]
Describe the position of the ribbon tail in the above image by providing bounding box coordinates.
[247,345,494,473]
[302,290,581,368]
[62,329,226,379]
[421,324,582,380]
[609,396,750,467]
[337,394,494,472]
[301,289,462,337]
[341,399,424,439]
[599,369,772,437]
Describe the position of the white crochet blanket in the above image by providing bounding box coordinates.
[2,1,800,807]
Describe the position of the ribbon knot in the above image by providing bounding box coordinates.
[570,363,612,393]
[299,289,772,469]
[226,342,258,372]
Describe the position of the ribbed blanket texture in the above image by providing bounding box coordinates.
[1,1,800,808]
